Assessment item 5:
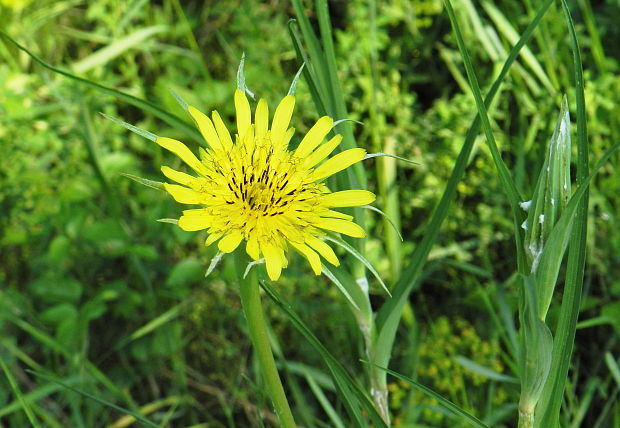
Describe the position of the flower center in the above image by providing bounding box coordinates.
[224,147,305,218]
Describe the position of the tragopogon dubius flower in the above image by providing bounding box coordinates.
[157,89,374,280]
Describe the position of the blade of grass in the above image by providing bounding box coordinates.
[605,353,620,387]
[114,302,185,351]
[27,371,159,428]
[290,2,369,286]
[72,26,166,73]
[374,0,554,375]
[261,281,387,428]
[0,376,80,418]
[363,362,489,428]
[287,20,328,117]
[305,373,346,428]
[536,1,590,425]
[0,358,41,427]
[365,0,403,282]
[323,234,390,296]
[443,0,525,271]
[314,0,366,187]
[289,1,332,112]
[576,0,607,74]
[481,1,556,94]
[7,316,140,411]
[454,356,519,384]
[0,31,202,143]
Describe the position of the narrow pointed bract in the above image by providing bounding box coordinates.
[156,89,374,280]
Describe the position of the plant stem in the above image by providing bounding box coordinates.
[237,256,296,428]
[518,408,534,428]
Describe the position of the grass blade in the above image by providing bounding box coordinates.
[72,26,167,73]
[0,31,202,143]
[443,0,525,271]
[0,358,41,427]
[454,356,519,384]
[261,282,387,428]
[0,375,81,419]
[481,1,555,94]
[363,362,489,428]
[375,0,554,375]
[27,371,159,428]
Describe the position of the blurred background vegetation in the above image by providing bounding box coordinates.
[1,0,620,426]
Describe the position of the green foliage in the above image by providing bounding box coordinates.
[2,0,620,426]
[396,316,508,426]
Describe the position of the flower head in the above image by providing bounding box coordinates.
[157,89,375,280]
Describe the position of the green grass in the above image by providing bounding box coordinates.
[2,0,620,426]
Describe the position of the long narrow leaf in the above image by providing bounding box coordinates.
[27,371,159,428]
[261,282,387,428]
[0,358,41,427]
[324,234,390,296]
[0,31,202,143]
[72,26,166,73]
[375,0,555,373]
[443,0,525,272]
[363,362,489,428]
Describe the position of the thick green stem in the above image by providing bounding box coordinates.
[518,408,534,428]
[238,258,296,428]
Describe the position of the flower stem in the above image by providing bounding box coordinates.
[518,408,534,428]
[237,257,296,428]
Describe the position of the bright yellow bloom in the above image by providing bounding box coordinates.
[157,89,375,280]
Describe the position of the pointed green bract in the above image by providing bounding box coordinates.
[524,96,571,275]
[321,264,361,310]
[324,234,390,297]
[101,113,159,142]
[236,53,255,99]
[121,173,165,191]
[363,152,420,165]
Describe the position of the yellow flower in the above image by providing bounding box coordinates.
[157,89,375,280]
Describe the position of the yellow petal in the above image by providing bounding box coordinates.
[271,95,295,146]
[305,235,339,266]
[211,111,233,150]
[205,232,223,246]
[187,106,223,151]
[310,148,366,181]
[161,166,196,188]
[164,183,203,204]
[155,137,208,175]
[178,209,211,231]
[295,116,333,159]
[199,147,210,162]
[262,242,282,281]
[323,209,354,220]
[314,218,366,238]
[234,89,251,140]
[321,190,376,207]
[282,127,295,148]
[255,98,269,139]
[290,241,322,275]
[304,135,343,168]
[218,230,244,253]
[246,235,260,260]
